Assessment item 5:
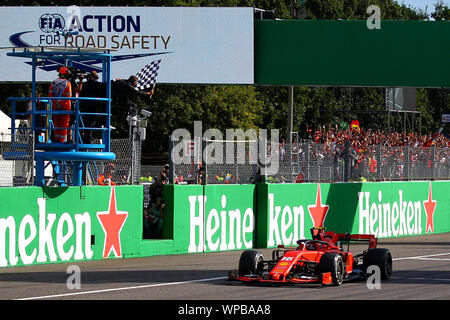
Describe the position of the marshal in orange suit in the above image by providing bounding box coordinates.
[48,67,72,143]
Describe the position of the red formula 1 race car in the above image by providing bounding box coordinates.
[229,227,392,286]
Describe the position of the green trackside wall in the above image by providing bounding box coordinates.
[0,186,143,268]
[256,181,450,248]
[148,181,449,253]
[143,184,257,255]
[254,20,450,87]
[0,181,449,268]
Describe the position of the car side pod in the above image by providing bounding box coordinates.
[321,272,333,285]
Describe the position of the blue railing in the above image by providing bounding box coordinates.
[7,96,111,152]
[6,95,116,186]
[4,47,116,186]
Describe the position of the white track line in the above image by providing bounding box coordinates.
[15,276,228,300]
[15,252,450,300]
[413,258,450,261]
[391,253,450,282]
[393,252,450,261]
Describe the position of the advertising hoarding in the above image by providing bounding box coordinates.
[1,181,448,268]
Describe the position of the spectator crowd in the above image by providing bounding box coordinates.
[281,124,450,182]
[305,124,449,150]
[169,124,449,185]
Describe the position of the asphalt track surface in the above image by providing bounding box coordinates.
[1,233,449,301]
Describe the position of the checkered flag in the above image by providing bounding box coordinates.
[135,59,161,91]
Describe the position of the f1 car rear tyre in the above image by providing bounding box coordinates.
[364,248,393,280]
[238,250,264,277]
[319,252,345,286]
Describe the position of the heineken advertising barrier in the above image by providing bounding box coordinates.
[0,186,143,268]
[140,184,257,257]
[0,182,449,268]
[256,181,450,247]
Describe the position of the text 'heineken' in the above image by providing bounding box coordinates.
[358,190,423,237]
[0,198,93,267]
[267,193,305,247]
[188,195,254,253]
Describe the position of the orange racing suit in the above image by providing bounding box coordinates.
[48,78,72,142]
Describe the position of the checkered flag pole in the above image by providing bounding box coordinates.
[135,59,161,91]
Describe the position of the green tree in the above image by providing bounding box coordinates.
[141,85,264,152]
[305,0,428,20]
[431,0,450,20]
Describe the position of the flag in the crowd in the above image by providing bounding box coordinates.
[135,59,161,91]
[350,120,360,132]
[339,121,348,130]
[423,127,443,147]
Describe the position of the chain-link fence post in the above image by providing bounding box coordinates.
[306,140,311,182]
[168,135,174,184]
[132,134,142,185]
[376,144,380,182]
[201,138,207,186]
[343,140,350,182]
[431,146,436,181]
[405,146,410,181]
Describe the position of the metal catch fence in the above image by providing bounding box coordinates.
[169,137,449,184]
[0,134,141,187]
[1,134,448,187]
[0,132,34,187]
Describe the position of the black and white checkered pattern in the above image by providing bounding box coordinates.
[135,59,161,91]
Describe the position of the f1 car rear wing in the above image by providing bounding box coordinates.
[335,233,378,248]
[311,227,377,249]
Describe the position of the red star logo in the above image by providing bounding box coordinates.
[97,187,128,258]
[423,182,437,233]
[308,184,329,228]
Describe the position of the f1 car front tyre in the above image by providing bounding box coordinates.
[364,248,393,280]
[319,252,345,286]
[238,250,264,277]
